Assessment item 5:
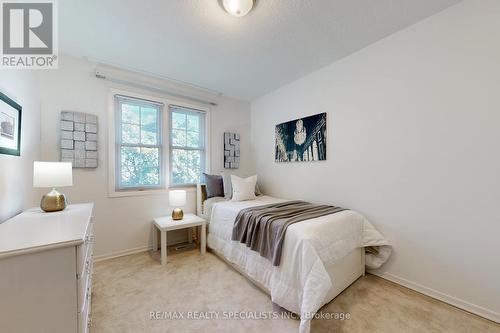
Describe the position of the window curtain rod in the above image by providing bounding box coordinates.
[95,64,220,106]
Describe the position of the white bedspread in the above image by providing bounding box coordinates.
[207,196,391,333]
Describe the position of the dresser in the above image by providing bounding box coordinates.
[0,203,95,333]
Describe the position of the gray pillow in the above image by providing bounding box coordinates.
[203,173,224,199]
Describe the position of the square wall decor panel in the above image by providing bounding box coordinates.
[60,111,98,168]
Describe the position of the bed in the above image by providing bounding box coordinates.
[196,184,391,333]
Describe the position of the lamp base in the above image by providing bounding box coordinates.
[41,188,67,212]
[172,208,184,220]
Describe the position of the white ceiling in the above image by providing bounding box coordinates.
[60,0,461,101]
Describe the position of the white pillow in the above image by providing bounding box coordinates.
[221,172,234,199]
[222,172,262,199]
[231,175,257,201]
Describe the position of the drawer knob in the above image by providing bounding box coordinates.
[85,235,95,244]
[85,260,92,275]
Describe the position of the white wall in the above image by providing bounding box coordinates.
[251,0,499,322]
[0,72,41,222]
[38,54,252,259]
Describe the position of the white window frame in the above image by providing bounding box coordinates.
[108,88,211,198]
[114,94,165,191]
[169,105,207,187]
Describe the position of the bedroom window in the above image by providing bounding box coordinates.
[169,106,206,186]
[115,95,164,190]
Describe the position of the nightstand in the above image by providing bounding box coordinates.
[152,213,206,265]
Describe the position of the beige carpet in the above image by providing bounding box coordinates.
[91,248,499,333]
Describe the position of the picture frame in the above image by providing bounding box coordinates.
[275,112,327,162]
[0,92,22,156]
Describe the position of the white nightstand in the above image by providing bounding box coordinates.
[152,213,206,265]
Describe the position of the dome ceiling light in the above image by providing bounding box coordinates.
[222,0,254,17]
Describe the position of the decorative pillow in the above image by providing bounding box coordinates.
[203,173,224,199]
[222,172,262,199]
[255,183,262,196]
[221,172,235,199]
[231,175,257,201]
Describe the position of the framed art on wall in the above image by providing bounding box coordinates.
[275,112,327,162]
[0,92,22,156]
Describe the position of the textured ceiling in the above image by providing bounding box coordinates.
[59,0,461,101]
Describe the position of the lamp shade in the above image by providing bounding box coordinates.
[169,190,186,207]
[33,162,73,188]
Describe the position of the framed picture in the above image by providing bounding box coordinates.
[0,92,22,156]
[275,112,327,162]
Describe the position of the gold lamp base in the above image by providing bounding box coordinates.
[40,188,67,212]
[172,208,184,220]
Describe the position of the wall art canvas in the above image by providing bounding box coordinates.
[275,112,327,162]
[60,111,98,168]
[224,132,240,169]
[0,92,22,156]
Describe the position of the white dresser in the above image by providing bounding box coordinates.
[0,203,95,333]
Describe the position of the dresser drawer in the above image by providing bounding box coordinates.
[77,222,94,276]
[77,221,94,313]
[78,256,93,312]
[78,286,92,333]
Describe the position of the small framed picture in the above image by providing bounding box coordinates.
[0,92,22,156]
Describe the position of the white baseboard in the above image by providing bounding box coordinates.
[94,245,152,262]
[94,238,190,263]
[370,271,499,324]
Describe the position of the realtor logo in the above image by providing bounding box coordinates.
[1,0,58,68]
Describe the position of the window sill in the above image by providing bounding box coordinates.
[108,186,196,198]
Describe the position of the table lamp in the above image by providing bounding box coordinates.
[33,161,73,212]
[169,190,186,220]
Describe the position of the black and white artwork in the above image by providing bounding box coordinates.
[0,113,15,139]
[60,111,98,168]
[275,112,327,162]
[0,92,22,156]
[224,132,240,169]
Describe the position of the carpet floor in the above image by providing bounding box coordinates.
[91,248,499,333]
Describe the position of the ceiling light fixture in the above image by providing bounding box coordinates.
[222,0,254,17]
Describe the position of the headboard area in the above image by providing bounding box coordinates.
[196,184,208,217]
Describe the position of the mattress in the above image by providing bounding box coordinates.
[202,196,226,217]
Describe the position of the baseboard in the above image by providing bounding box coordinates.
[94,245,152,262]
[94,238,190,263]
[370,271,499,324]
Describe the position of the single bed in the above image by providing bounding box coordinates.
[196,184,391,333]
